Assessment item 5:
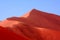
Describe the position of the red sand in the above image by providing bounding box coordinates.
[0,9,60,40]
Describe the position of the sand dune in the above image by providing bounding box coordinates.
[0,9,60,40]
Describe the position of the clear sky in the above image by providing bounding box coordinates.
[0,0,60,20]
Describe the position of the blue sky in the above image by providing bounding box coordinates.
[0,0,60,20]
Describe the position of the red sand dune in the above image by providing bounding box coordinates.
[0,9,60,40]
